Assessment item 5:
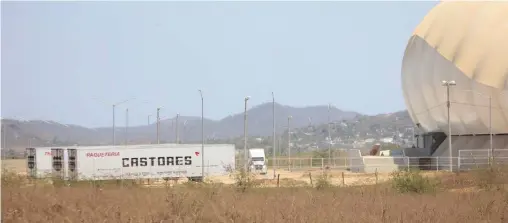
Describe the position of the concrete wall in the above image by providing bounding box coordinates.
[349,155,410,173]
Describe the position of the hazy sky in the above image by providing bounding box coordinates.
[1,1,438,128]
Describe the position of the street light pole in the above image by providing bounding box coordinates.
[125,108,129,145]
[288,115,292,172]
[147,115,152,144]
[489,95,493,165]
[1,125,6,150]
[157,107,161,144]
[463,89,494,166]
[244,96,250,172]
[176,113,180,144]
[113,104,116,145]
[93,97,134,146]
[199,90,204,179]
[272,92,276,178]
[442,80,456,172]
[411,127,415,147]
[328,103,332,166]
[182,120,188,143]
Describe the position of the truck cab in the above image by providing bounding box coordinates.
[248,148,267,175]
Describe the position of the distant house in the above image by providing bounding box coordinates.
[365,138,375,143]
[381,137,394,143]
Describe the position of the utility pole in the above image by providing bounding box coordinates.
[328,103,332,166]
[182,120,188,143]
[199,90,204,179]
[176,113,180,144]
[125,108,129,145]
[1,125,6,150]
[157,107,161,144]
[244,96,250,172]
[442,80,456,172]
[113,104,116,145]
[288,115,292,172]
[272,92,276,178]
[412,127,415,147]
[92,97,133,146]
[489,95,493,165]
[147,115,152,144]
[278,135,281,156]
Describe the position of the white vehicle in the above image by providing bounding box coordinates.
[248,148,267,174]
[51,144,235,181]
[379,149,405,157]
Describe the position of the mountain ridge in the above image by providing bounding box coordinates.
[1,103,412,151]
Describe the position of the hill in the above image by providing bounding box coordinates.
[1,103,361,151]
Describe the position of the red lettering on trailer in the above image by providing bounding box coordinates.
[44,152,51,156]
[86,152,120,158]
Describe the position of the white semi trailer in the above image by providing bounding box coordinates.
[49,144,235,181]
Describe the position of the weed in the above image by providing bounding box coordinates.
[4,168,508,222]
[315,171,334,190]
[232,168,258,192]
[391,169,437,194]
[470,166,508,191]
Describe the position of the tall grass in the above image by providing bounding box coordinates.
[391,169,438,193]
[3,168,508,222]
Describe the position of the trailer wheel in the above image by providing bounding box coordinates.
[187,177,203,182]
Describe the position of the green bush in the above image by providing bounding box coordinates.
[315,171,334,190]
[391,170,437,193]
[233,168,258,192]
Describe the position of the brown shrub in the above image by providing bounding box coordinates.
[3,170,508,222]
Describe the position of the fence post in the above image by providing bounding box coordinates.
[341,172,345,186]
[375,168,378,185]
[487,149,491,166]
[436,157,439,171]
[457,153,460,171]
[310,157,313,168]
[406,157,410,171]
[321,158,324,170]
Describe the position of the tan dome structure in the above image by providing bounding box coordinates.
[401,1,508,169]
[402,1,508,135]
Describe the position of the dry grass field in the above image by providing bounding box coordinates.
[2,159,26,174]
[0,159,391,186]
[3,159,508,222]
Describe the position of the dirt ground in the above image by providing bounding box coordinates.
[2,159,445,187]
[1,159,26,174]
